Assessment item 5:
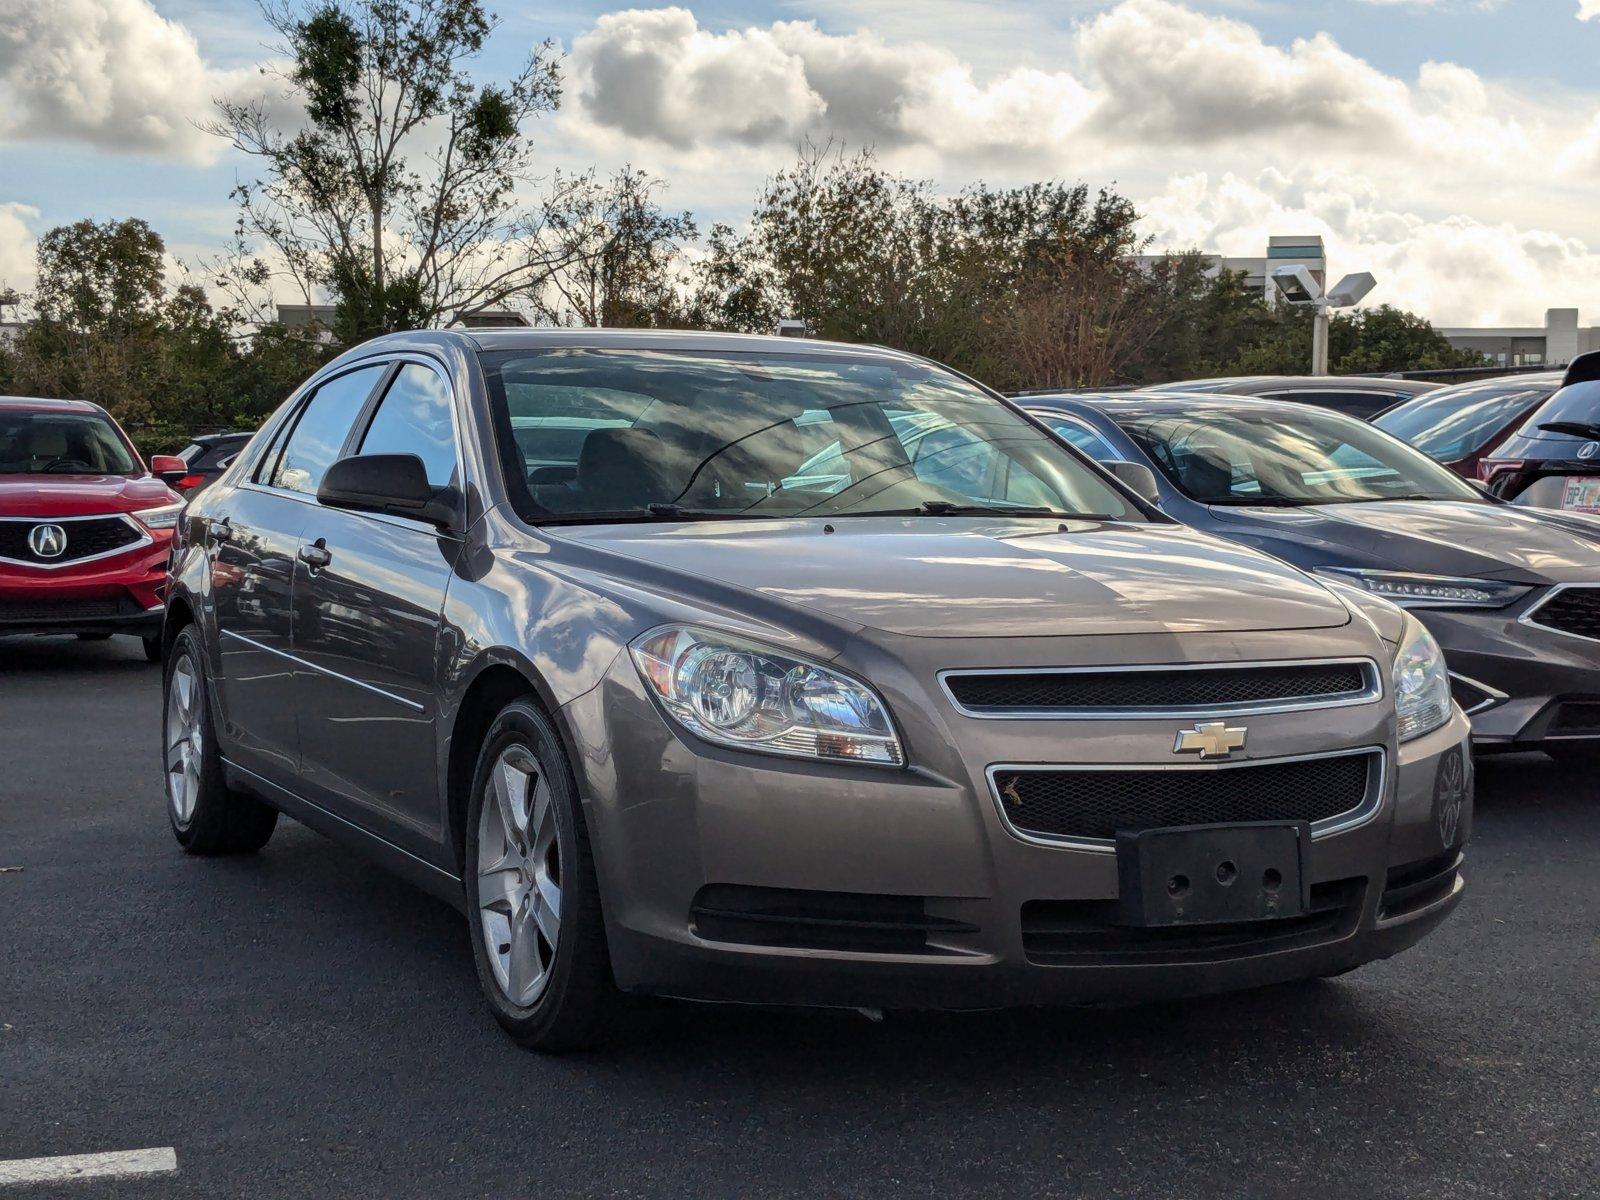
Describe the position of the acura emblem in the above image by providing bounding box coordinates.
[1173,721,1247,758]
[1580,442,1599,461]
[27,523,67,559]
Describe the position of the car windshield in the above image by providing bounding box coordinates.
[480,348,1139,523]
[0,411,139,475]
[1115,407,1483,506]
[1375,381,1552,460]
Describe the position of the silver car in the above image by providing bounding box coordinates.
[161,330,1471,1050]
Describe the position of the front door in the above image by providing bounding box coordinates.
[289,361,464,860]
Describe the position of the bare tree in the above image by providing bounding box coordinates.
[209,0,599,339]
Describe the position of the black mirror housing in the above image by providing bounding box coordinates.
[318,454,458,529]
[1105,459,1162,506]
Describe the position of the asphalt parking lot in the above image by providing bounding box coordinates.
[2,636,1597,1199]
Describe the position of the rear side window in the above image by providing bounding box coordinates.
[356,363,458,487]
[271,365,386,494]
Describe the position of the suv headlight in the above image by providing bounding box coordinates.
[1393,613,1452,742]
[133,501,184,530]
[1316,568,1529,610]
[630,626,904,766]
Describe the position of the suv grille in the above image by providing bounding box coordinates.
[992,752,1377,844]
[0,516,143,565]
[943,661,1373,716]
[1525,586,1600,642]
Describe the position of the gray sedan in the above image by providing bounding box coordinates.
[159,331,1470,1049]
[1027,392,1600,758]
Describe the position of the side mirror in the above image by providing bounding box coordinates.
[1467,477,1492,495]
[1106,459,1161,505]
[318,454,459,529]
[149,454,189,486]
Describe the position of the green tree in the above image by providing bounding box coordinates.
[1329,304,1488,373]
[211,0,597,338]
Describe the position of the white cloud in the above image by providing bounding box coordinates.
[0,0,274,163]
[0,203,38,293]
[1138,171,1600,327]
[1582,1,1600,20]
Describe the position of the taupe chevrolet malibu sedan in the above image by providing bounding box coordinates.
[161,330,1471,1050]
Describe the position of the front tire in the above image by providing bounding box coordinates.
[163,626,278,854]
[464,699,615,1051]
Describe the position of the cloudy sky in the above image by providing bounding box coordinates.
[1,0,1598,326]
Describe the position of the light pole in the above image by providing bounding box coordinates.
[1269,266,1376,376]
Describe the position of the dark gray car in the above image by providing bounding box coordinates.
[160,331,1471,1049]
[1027,392,1600,758]
[1145,376,1441,420]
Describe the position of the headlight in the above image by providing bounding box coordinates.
[1315,568,1529,610]
[630,626,904,766]
[1392,613,1452,742]
[132,502,184,530]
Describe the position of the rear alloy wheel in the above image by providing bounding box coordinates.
[163,626,278,854]
[465,700,615,1051]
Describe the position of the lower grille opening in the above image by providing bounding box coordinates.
[1449,675,1502,715]
[1021,879,1365,966]
[0,597,139,623]
[1380,853,1461,920]
[1546,702,1600,737]
[690,884,977,955]
[994,752,1377,844]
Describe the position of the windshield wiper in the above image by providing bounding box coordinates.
[1539,421,1600,440]
[915,500,1073,517]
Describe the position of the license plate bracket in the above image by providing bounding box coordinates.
[1115,822,1310,927]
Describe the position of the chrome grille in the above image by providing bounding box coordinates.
[942,659,1379,718]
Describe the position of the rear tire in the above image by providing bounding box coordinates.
[163,626,278,854]
[464,699,616,1051]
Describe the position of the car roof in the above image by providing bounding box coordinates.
[1399,372,1564,400]
[1026,391,1351,423]
[0,395,102,414]
[336,327,928,364]
[1142,376,1440,395]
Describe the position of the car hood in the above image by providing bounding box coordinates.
[1209,499,1600,584]
[551,517,1352,638]
[0,474,177,517]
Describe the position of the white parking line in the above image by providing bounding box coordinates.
[0,1147,177,1187]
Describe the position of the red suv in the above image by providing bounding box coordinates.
[1,396,188,660]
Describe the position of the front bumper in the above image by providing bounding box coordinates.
[0,532,171,637]
[1422,598,1600,750]
[567,643,1471,1011]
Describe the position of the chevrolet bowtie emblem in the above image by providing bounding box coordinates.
[1173,721,1247,759]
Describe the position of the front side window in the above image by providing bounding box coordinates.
[271,365,386,495]
[356,363,458,488]
[1375,383,1551,460]
[1041,417,1117,462]
[0,412,138,475]
[1118,408,1483,506]
[480,349,1140,523]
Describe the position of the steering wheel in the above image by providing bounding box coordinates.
[42,457,95,474]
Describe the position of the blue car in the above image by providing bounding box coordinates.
[1023,391,1600,758]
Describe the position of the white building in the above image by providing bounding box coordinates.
[1139,234,1327,305]
[1436,309,1600,369]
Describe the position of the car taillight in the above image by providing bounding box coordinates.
[176,474,205,491]
[1478,458,1521,482]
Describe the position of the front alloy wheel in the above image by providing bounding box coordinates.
[464,700,615,1051]
[477,745,564,1007]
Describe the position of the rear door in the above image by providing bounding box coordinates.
[290,359,465,857]
[210,364,387,782]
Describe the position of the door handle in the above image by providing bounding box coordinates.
[297,540,332,569]
[207,518,233,543]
